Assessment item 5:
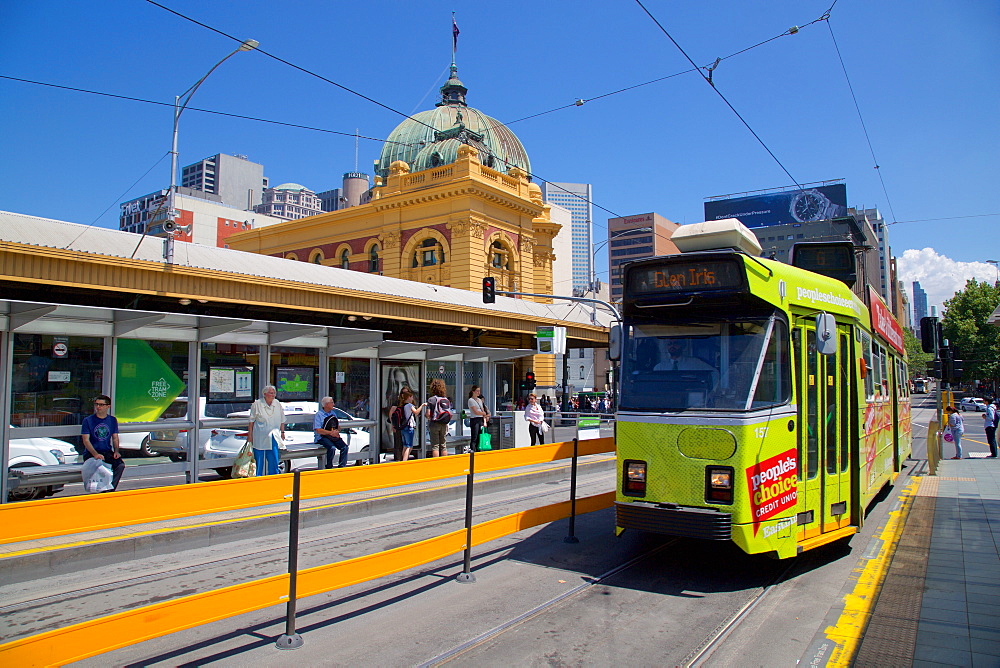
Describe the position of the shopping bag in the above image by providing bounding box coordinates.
[478,432,492,451]
[82,458,114,493]
[943,429,954,443]
[540,421,550,434]
[231,442,257,478]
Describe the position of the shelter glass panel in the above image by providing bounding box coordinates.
[11,334,103,429]
[270,347,319,404]
[330,357,371,417]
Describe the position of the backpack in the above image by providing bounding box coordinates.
[431,396,453,423]
[389,405,405,431]
[991,404,1000,428]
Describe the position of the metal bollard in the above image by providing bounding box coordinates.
[276,470,304,649]
[564,437,580,543]
[456,449,477,583]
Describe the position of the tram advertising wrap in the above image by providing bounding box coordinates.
[746,448,798,534]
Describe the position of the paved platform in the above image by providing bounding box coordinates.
[855,448,1000,666]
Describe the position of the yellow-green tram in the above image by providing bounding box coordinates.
[614,244,911,559]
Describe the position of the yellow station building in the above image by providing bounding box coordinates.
[228,66,563,385]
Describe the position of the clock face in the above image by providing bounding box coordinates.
[792,192,825,222]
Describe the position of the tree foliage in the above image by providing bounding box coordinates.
[903,327,933,378]
[942,279,1000,383]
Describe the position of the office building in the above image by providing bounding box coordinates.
[539,182,592,292]
[317,172,371,212]
[118,188,283,247]
[180,153,268,210]
[912,281,928,325]
[606,212,681,301]
[253,183,324,221]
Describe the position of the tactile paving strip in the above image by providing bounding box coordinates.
[852,486,935,666]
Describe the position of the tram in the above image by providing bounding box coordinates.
[613,220,911,559]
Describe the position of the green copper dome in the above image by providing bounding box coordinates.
[376,66,531,179]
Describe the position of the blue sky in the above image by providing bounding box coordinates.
[1,1,997,312]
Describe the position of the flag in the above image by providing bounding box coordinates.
[452,16,460,52]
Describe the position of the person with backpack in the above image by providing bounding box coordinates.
[425,379,452,457]
[398,388,425,462]
[984,399,998,458]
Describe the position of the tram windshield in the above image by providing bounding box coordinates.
[619,315,790,412]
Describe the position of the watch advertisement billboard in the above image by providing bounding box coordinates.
[704,183,848,229]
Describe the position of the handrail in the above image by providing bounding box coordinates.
[0,437,615,545]
[0,491,615,665]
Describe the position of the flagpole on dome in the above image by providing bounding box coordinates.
[451,12,460,69]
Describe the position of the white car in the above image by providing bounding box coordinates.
[148,398,258,461]
[205,406,369,478]
[7,430,80,501]
[960,397,987,412]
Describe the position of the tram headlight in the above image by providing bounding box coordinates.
[705,466,734,504]
[623,459,647,497]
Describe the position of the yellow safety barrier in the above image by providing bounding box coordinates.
[0,437,615,546]
[0,491,616,666]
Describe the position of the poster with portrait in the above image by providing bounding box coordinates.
[381,362,421,453]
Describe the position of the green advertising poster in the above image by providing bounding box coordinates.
[115,339,186,422]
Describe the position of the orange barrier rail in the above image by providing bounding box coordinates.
[0,491,616,665]
[0,437,615,545]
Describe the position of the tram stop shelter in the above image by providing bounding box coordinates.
[0,211,609,500]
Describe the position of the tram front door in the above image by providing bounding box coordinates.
[799,326,851,538]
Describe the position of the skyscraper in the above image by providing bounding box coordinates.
[539,182,592,292]
[912,281,928,325]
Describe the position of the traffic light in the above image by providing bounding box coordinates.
[933,359,942,378]
[525,371,536,392]
[920,317,938,353]
[952,359,964,382]
[483,276,496,304]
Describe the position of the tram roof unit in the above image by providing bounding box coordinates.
[0,210,613,331]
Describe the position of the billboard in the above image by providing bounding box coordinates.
[704,184,847,228]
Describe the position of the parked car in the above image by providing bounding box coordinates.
[7,429,79,501]
[205,406,369,478]
[960,397,987,412]
[148,398,258,461]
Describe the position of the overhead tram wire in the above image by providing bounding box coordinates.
[825,17,898,223]
[0,76,398,145]
[633,0,804,191]
[61,151,171,251]
[144,0,440,136]
[505,13,831,127]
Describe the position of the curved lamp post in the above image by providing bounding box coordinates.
[164,38,259,262]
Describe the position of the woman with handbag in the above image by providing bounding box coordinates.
[467,386,489,454]
[247,385,285,475]
[398,388,425,462]
[525,393,546,445]
[945,405,965,459]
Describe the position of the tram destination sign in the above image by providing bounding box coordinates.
[627,258,745,295]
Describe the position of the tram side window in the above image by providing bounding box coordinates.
[877,344,888,400]
[862,332,874,401]
[806,330,819,480]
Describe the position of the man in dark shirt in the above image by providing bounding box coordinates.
[81,394,125,491]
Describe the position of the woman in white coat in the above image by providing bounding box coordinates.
[247,385,285,475]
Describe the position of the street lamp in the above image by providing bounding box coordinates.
[163,38,259,262]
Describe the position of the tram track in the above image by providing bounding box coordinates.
[0,474,612,641]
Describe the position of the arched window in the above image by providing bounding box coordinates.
[369,244,380,273]
[310,249,324,264]
[419,238,444,267]
[430,152,443,167]
[491,240,511,270]
[340,249,350,269]
[579,366,586,380]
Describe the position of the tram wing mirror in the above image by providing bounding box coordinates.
[609,324,622,361]
[815,312,837,356]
